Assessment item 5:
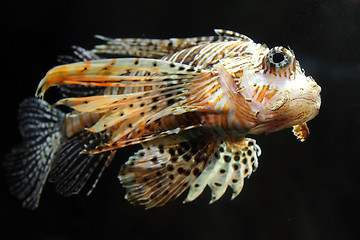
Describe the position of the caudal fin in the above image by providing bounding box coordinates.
[3,98,64,209]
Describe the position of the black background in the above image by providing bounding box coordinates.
[1,0,360,239]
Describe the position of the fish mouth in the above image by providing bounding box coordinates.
[286,92,321,124]
[249,91,321,135]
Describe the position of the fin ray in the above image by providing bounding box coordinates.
[119,138,220,209]
[49,131,116,196]
[184,138,261,204]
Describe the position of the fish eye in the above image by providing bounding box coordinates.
[266,47,293,70]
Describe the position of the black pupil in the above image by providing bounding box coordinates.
[272,52,284,63]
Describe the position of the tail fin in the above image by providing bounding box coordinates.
[3,98,64,209]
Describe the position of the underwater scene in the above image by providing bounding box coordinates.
[1,0,359,239]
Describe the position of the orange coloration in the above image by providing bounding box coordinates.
[256,85,270,103]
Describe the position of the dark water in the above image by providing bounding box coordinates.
[1,0,360,239]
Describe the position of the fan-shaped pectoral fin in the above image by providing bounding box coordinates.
[184,137,261,204]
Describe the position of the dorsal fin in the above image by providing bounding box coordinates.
[90,30,246,59]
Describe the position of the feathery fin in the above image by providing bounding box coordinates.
[91,29,252,58]
[119,138,220,209]
[35,58,204,98]
[184,138,261,204]
[3,98,64,209]
[49,131,116,196]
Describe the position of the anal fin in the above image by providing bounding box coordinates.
[49,131,116,196]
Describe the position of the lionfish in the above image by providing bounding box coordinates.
[4,29,321,209]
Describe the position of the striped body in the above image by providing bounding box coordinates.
[6,30,321,209]
[63,39,265,140]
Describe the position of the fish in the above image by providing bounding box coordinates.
[4,29,321,209]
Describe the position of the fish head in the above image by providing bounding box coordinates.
[235,46,321,135]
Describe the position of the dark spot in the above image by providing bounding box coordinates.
[140,103,145,107]
[168,148,175,156]
[194,156,203,163]
[232,179,238,183]
[214,182,222,187]
[186,67,195,72]
[177,148,184,156]
[234,155,240,161]
[220,169,226,174]
[137,96,142,99]
[232,164,239,171]
[140,112,145,116]
[184,169,191,176]
[251,157,255,163]
[168,41,173,47]
[177,167,184,174]
[244,168,249,174]
[169,63,175,68]
[157,183,163,188]
[159,145,164,154]
[150,193,156,200]
[150,157,157,162]
[129,104,133,108]
[152,62,157,67]
[84,101,89,104]
[167,99,175,106]
[152,105,157,110]
[183,154,192,162]
[156,171,162,176]
[170,157,178,163]
[248,141,254,146]
[219,147,224,152]
[139,152,145,157]
[247,150,252,156]
[183,182,189,187]
[214,152,220,159]
[134,59,139,65]
[194,183,199,188]
[128,123,132,128]
[103,124,107,127]
[167,165,174,171]
[224,155,231,162]
[178,66,185,71]
[193,168,200,176]
[169,174,175,180]
[242,159,248,165]
[152,97,159,102]
[163,190,169,196]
